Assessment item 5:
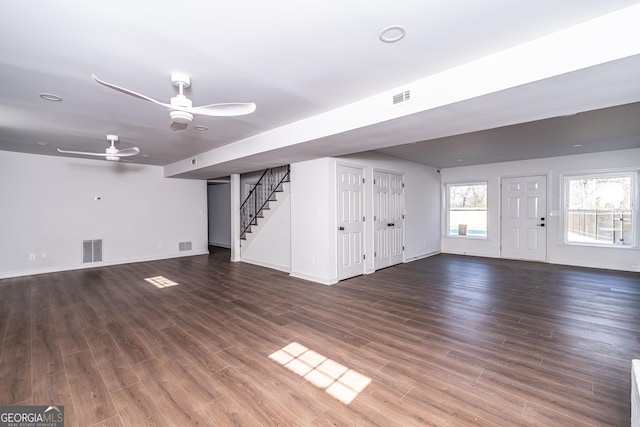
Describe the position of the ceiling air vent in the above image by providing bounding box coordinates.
[392,90,411,105]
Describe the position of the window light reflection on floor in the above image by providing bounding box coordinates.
[144,276,179,288]
[269,342,371,404]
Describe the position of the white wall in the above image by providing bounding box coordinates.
[207,183,231,248]
[289,154,440,285]
[0,151,208,278]
[441,148,640,272]
[290,158,336,284]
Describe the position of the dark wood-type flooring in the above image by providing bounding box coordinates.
[1,250,639,426]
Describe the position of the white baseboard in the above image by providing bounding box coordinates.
[404,250,441,262]
[208,242,231,249]
[550,257,640,273]
[240,257,290,273]
[289,270,338,286]
[0,250,210,279]
[633,360,640,427]
[441,249,500,258]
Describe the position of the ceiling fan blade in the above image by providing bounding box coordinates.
[116,157,136,163]
[170,121,189,131]
[92,74,173,109]
[188,102,256,117]
[57,148,112,157]
[57,147,140,157]
[116,147,140,156]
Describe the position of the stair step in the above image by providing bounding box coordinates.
[240,166,290,247]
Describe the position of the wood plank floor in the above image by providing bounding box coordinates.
[1,249,639,426]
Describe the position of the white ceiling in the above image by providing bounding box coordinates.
[1,1,639,179]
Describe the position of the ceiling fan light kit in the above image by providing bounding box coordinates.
[170,110,193,124]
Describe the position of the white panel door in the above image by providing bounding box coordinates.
[374,171,404,271]
[374,172,390,270]
[501,175,547,262]
[337,165,364,280]
[388,173,404,266]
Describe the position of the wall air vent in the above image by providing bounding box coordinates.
[82,239,103,263]
[179,241,192,252]
[392,90,411,105]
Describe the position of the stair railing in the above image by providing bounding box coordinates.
[240,165,290,240]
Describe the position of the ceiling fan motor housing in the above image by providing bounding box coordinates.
[170,95,194,123]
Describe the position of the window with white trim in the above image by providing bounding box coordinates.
[564,172,636,246]
[447,182,487,238]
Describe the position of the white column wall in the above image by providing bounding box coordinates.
[290,158,336,284]
[230,173,241,262]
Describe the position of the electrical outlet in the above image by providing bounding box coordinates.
[41,252,47,259]
[29,253,36,261]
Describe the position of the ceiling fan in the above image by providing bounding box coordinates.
[92,73,256,131]
[57,135,139,162]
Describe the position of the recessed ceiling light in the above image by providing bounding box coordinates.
[456,158,463,162]
[35,141,49,146]
[39,93,63,102]
[572,144,583,148]
[379,25,406,43]
[194,125,208,131]
[141,154,149,158]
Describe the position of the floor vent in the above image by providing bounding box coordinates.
[179,241,192,252]
[82,239,103,263]
[392,90,411,105]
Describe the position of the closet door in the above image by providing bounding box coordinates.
[337,165,365,280]
[374,171,404,271]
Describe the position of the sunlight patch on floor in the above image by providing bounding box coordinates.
[269,341,371,404]
[144,276,179,288]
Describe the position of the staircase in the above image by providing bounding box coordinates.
[240,165,290,243]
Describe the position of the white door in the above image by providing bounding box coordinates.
[337,165,364,280]
[388,173,404,266]
[374,171,404,270]
[501,175,547,262]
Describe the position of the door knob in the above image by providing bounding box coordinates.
[338,226,345,231]
[388,223,395,227]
